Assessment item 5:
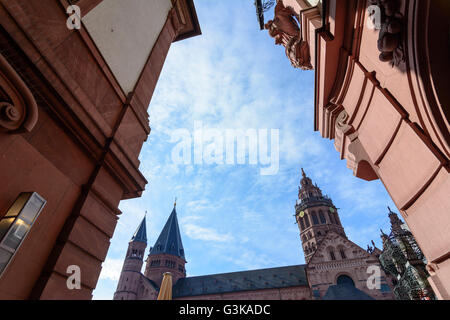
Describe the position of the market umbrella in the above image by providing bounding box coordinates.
[157,272,173,300]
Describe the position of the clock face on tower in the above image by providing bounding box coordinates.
[329,207,335,212]
[299,211,305,218]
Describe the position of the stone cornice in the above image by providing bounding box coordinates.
[309,258,369,271]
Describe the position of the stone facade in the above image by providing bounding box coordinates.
[174,286,312,300]
[295,170,394,300]
[265,0,450,299]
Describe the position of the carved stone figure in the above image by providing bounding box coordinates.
[265,1,313,70]
[368,0,405,66]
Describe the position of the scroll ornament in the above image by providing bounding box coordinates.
[0,53,38,133]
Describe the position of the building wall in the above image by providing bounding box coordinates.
[173,286,312,300]
[0,0,194,299]
[277,0,450,299]
[306,232,394,300]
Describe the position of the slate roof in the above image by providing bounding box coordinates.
[172,265,308,298]
[322,283,375,300]
[131,216,147,243]
[149,206,185,259]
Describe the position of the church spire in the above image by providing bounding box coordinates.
[131,214,147,243]
[149,204,185,259]
[387,207,404,235]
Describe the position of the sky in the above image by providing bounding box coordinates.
[92,0,397,299]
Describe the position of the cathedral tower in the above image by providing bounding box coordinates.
[295,169,346,263]
[296,169,394,299]
[113,215,147,300]
[144,202,186,287]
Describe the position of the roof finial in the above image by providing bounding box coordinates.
[174,197,177,207]
[301,168,306,178]
[388,206,393,213]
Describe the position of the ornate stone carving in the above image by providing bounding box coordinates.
[265,1,313,70]
[0,53,38,133]
[368,0,405,67]
[335,109,350,131]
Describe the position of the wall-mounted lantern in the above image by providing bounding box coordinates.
[0,192,46,277]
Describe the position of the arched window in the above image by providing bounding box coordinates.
[337,275,355,286]
[302,235,307,242]
[340,248,346,259]
[317,231,322,236]
[329,249,336,261]
[328,211,335,224]
[307,232,312,240]
[304,214,311,228]
[311,211,319,225]
[319,210,326,224]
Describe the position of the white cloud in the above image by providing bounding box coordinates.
[99,258,124,282]
[186,199,214,211]
[184,223,234,242]
[224,249,275,271]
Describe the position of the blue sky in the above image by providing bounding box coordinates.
[92,0,397,299]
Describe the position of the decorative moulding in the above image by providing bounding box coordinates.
[0,53,38,133]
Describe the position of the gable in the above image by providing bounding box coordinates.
[136,274,159,300]
[308,231,371,265]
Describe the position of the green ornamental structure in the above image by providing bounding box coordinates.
[379,208,435,300]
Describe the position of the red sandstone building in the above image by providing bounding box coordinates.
[114,171,394,300]
[0,0,200,299]
[265,0,450,299]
